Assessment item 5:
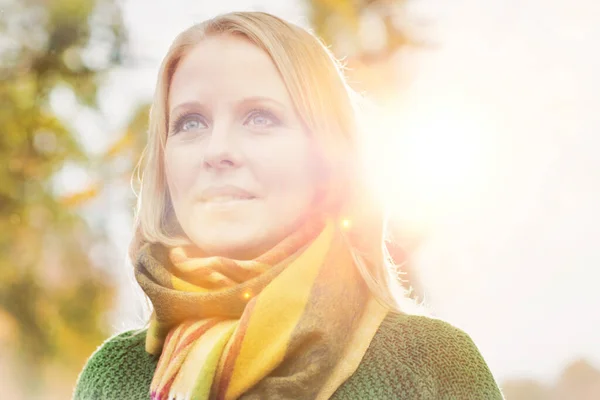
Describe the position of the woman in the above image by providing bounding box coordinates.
[74,11,504,400]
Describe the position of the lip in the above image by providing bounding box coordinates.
[199,185,257,202]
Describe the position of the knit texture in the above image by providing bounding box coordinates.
[73,312,504,400]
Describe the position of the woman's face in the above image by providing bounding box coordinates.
[165,34,320,259]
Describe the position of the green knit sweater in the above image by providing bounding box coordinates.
[73,313,504,399]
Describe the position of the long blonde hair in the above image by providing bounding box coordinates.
[131,11,421,315]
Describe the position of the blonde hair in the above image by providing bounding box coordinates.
[131,11,422,314]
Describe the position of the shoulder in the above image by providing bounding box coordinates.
[354,312,504,399]
[73,329,157,400]
[374,311,482,357]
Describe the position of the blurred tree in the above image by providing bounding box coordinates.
[501,378,550,400]
[500,359,600,400]
[307,0,422,99]
[309,0,414,57]
[0,0,126,397]
[553,359,600,400]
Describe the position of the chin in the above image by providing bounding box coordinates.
[192,226,267,260]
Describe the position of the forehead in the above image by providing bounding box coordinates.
[168,34,291,109]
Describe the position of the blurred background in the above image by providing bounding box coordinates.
[1,0,599,399]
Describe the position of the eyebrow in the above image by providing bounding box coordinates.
[236,96,286,111]
[169,101,207,120]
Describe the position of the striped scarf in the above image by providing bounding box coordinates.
[135,219,388,400]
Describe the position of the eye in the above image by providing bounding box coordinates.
[244,109,280,128]
[182,119,203,131]
[171,113,208,134]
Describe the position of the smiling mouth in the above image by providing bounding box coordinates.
[202,195,256,203]
[199,185,257,203]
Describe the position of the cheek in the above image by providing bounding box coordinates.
[259,148,318,202]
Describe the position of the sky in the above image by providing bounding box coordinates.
[93,0,600,385]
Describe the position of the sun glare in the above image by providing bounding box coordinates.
[361,97,496,234]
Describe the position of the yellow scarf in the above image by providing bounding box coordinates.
[135,219,388,400]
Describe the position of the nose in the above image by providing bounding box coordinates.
[202,124,242,170]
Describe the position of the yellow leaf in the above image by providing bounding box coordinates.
[104,130,133,159]
[59,184,101,207]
